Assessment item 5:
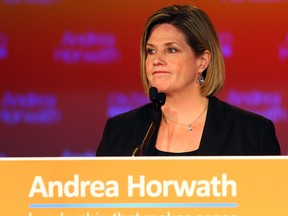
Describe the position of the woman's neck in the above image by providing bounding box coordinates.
[161,91,208,124]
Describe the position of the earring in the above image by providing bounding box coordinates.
[198,73,205,84]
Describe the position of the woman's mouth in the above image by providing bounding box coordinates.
[152,71,169,75]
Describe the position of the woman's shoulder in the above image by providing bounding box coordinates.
[210,96,272,124]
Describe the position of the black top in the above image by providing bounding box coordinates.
[153,147,199,156]
[96,96,281,156]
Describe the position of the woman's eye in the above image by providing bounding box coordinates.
[167,47,177,53]
[146,48,155,55]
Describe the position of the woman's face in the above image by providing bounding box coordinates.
[145,23,203,95]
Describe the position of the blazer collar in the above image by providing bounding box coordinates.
[198,97,234,155]
[140,98,234,156]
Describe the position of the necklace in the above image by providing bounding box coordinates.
[163,103,208,131]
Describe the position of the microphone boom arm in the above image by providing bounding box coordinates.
[132,87,165,156]
[132,120,157,156]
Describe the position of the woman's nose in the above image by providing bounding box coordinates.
[152,52,166,66]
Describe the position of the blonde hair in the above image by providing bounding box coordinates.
[140,5,225,96]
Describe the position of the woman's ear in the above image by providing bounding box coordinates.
[198,50,211,72]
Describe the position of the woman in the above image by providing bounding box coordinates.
[96,5,280,156]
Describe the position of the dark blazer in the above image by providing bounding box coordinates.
[96,96,280,156]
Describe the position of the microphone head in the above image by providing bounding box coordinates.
[157,92,166,107]
[149,87,158,103]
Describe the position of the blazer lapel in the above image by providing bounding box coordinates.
[134,103,158,155]
[198,97,234,155]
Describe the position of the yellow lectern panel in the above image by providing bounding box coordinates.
[0,156,287,216]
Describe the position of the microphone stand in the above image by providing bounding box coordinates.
[132,88,165,156]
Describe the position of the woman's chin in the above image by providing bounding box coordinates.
[150,81,170,92]
[151,85,169,93]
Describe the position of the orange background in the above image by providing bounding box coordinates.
[0,0,288,157]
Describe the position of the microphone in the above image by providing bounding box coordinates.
[132,87,166,156]
[149,87,166,113]
[157,92,166,107]
[149,86,158,104]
